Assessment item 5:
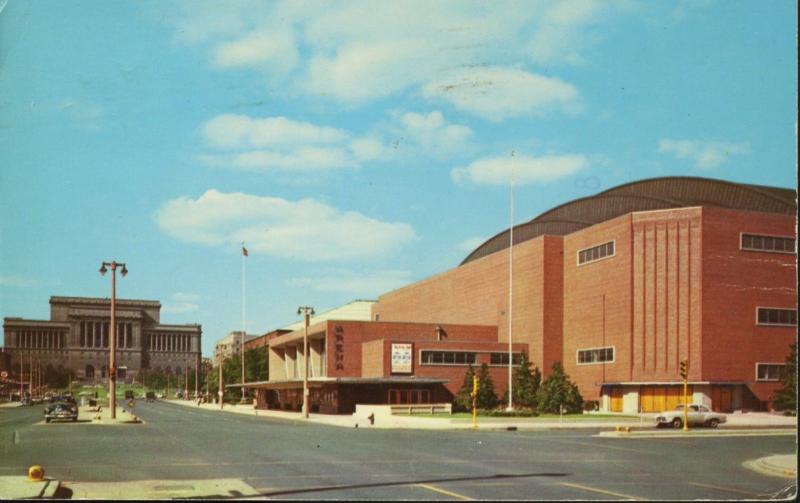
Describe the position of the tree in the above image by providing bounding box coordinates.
[536,362,583,414]
[453,365,476,412]
[502,353,541,409]
[773,343,797,412]
[475,363,499,409]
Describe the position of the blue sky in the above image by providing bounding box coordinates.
[1,0,796,358]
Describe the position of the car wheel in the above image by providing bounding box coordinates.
[45,418,50,423]
[671,418,683,429]
[708,418,719,428]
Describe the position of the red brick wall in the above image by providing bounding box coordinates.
[563,214,635,400]
[322,320,519,396]
[373,236,562,377]
[700,207,796,402]
[630,208,704,383]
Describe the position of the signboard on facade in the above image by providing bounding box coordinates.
[391,343,413,374]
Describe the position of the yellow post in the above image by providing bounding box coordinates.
[680,358,689,431]
[683,379,689,431]
[471,375,479,430]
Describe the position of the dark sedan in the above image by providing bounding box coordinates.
[44,402,79,423]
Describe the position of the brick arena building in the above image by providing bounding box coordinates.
[2,296,202,384]
[372,177,796,413]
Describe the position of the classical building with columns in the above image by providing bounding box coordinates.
[2,296,202,382]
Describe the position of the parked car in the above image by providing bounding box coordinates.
[21,396,33,406]
[656,404,726,428]
[44,402,79,423]
[124,390,135,400]
[145,392,156,402]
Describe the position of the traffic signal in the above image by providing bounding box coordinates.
[679,359,689,380]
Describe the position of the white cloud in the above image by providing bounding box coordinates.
[212,30,299,75]
[288,269,412,296]
[423,67,581,121]
[0,275,39,288]
[154,190,417,261]
[164,1,632,117]
[199,110,472,171]
[452,153,587,185]
[202,114,349,149]
[395,111,473,156]
[658,139,751,169]
[162,302,200,314]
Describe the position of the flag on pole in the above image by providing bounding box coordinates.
[242,245,248,257]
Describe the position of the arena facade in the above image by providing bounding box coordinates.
[371,177,796,413]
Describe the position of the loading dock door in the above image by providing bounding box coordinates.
[610,387,624,412]
[640,386,693,412]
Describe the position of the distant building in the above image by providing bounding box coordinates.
[213,331,259,362]
[281,300,376,331]
[2,296,202,383]
[242,300,377,353]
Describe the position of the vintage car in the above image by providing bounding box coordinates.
[44,402,79,423]
[655,404,727,428]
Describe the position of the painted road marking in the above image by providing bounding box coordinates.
[687,481,767,497]
[415,483,474,500]
[559,482,644,500]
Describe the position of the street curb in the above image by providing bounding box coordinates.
[596,428,796,439]
[743,455,797,479]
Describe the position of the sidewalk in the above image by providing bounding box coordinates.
[164,400,797,431]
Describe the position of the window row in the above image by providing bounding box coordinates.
[757,308,797,326]
[489,352,523,366]
[418,351,524,366]
[577,347,614,365]
[741,233,796,254]
[420,351,476,365]
[13,330,66,349]
[80,321,134,349]
[756,363,785,381]
[578,241,615,265]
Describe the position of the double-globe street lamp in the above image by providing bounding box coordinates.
[297,306,314,419]
[99,260,127,419]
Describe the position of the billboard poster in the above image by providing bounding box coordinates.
[391,343,413,374]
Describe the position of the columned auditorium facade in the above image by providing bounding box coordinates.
[2,296,202,382]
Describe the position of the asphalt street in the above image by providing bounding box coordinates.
[0,401,796,500]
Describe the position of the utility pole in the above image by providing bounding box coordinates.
[218,354,224,410]
[297,306,315,418]
[100,260,127,419]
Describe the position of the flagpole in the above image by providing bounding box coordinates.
[241,242,246,403]
[507,150,515,411]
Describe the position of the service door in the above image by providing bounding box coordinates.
[609,387,624,412]
[711,387,732,412]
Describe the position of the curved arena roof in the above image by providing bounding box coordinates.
[461,176,797,265]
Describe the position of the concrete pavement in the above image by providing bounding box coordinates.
[163,399,798,431]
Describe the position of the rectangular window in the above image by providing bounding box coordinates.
[756,363,785,381]
[420,351,477,366]
[578,240,615,265]
[577,346,615,365]
[756,308,797,326]
[741,233,796,254]
[489,352,523,366]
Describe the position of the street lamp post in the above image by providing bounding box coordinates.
[297,306,315,419]
[100,260,127,420]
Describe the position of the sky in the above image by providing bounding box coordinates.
[0,0,796,358]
